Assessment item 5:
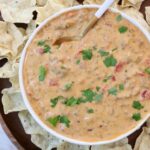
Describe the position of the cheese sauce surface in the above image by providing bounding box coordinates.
[23,8,150,142]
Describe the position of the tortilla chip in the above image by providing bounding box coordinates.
[145,7,150,26]
[123,8,150,32]
[83,0,104,5]
[26,21,37,37]
[134,127,150,150]
[57,142,90,150]
[9,75,19,89]
[120,0,143,9]
[31,133,64,150]
[0,61,19,78]
[36,0,79,24]
[19,110,47,135]
[0,21,25,60]
[91,138,132,150]
[2,88,26,114]
[0,0,36,23]
[36,0,48,6]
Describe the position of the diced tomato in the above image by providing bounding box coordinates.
[49,79,59,86]
[115,62,125,72]
[37,48,44,54]
[136,72,145,77]
[141,89,150,100]
[111,76,116,81]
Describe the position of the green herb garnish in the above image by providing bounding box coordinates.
[103,55,117,67]
[132,101,144,110]
[39,66,46,81]
[47,115,70,127]
[116,15,122,22]
[103,75,112,82]
[119,26,128,33]
[82,89,96,102]
[50,96,64,107]
[64,97,79,106]
[99,49,109,57]
[76,59,80,64]
[44,44,51,53]
[87,108,94,113]
[64,82,74,91]
[37,40,45,46]
[119,84,124,91]
[108,87,118,96]
[94,93,103,102]
[145,67,150,75]
[132,113,141,121]
[96,86,100,91]
[82,49,93,60]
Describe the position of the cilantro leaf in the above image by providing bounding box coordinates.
[50,96,64,107]
[96,86,100,91]
[132,101,144,110]
[64,82,74,91]
[59,115,70,127]
[103,75,112,82]
[37,40,45,46]
[132,113,141,121]
[47,115,60,127]
[76,59,80,64]
[47,115,70,127]
[119,84,124,91]
[145,67,150,75]
[99,49,109,57]
[64,97,79,106]
[116,15,122,22]
[87,108,94,113]
[82,89,96,102]
[44,44,51,53]
[103,55,117,67]
[82,49,93,60]
[108,87,118,96]
[39,66,46,81]
[119,26,128,33]
[94,93,103,102]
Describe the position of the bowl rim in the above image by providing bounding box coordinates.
[19,4,150,146]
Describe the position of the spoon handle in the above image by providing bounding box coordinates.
[95,0,115,18]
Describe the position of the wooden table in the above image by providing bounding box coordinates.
[0,0,150,149]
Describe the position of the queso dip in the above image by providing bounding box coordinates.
[23,8,150,142]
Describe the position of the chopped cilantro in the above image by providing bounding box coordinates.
[119,26,128,33]
[87,108,94,113]
[64,82,74,91]
[76,59,80,64]
[112,48,118,52]
[59,115,70,127]
[82,49,93,60]
[64,97,79,106]
[145,67,150,75]
[132,101,144,110]
[99,49,109,57]
[108,87,118,96]
[44,44,51,53]
[119,84,124,91]
[103,75,112,82]
[47,115,60,127]
[47,115,70,127]
[103,55,117,67]
[132,113,141,121]
[50,96,64,107]
[96,86,100,91]
[37,40,45,46]
[82,89,96,102]
[94,93,103,102]
[39,66,46,81]
[116,15,122,22]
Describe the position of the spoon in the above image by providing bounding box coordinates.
[53,0,115,45]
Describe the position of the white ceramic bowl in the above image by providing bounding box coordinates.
[19,5,150,146]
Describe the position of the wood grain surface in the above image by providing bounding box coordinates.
[0,0,150,149]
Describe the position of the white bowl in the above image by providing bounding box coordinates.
[19,4,150,146]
